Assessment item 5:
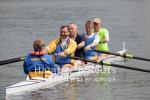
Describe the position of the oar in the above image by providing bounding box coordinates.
[0,53,58,66]
[0,56,25,66]
[0,53,59,66]
[69,56,150,73]
[93,50,150,62]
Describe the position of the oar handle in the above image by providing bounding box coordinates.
[69,56,97,63]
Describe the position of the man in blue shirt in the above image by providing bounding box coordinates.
[23,39,58,79]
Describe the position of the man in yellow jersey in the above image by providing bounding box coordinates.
[46,25,77,72]
[93,18,109,61]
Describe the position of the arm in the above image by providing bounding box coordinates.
[90,34,100,47]
[49,61,59,73]
[23,55,30,74]
[64,39,77,55]
[105,30,109,42]
[85,34,100,50]
[46,38,60,54]
[76,34,85,49]
[23,63,28,75]
[77,41,85,49]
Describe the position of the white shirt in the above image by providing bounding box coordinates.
[61,37,69,48]
[93,32,100,44]
[85,33,100,45]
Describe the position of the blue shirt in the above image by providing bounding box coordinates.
[23,54,58,74]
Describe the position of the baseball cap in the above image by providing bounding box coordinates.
[93,18,102,24]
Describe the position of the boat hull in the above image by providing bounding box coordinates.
[6,50,126,95]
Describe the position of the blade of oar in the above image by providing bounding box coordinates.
[93,50,150,62]
[69,56,150,73]
[0,56,25,66]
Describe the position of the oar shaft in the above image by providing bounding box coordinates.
[132,56,150,61]
[0,57,25,66]
[109,63,150,73]
[93,50,150,62]
[70,56,150,73]
[0,53,56,66]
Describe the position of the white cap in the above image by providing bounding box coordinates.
[93,18,102,24]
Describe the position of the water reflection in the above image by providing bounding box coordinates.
[62,81,78,100]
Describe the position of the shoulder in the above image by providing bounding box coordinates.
[43,54,52,58]
[76,33,83,40]
[80,33,86,39]
[50,38,60,44]
[47,38,60,47]
[69,38,77,44]
[77,33,82,37]
[25,54,31,59]
[81,33,86,36]
[93,33,98,39]
[43,54,53,60]
[24,54,32,62]
[100,28,109,33]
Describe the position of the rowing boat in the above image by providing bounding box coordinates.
[6,49,127,95]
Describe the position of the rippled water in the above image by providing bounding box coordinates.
[0,0,150,100]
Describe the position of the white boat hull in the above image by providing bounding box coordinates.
[6,50,126,95]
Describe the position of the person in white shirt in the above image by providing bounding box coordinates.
[81,20,99,60]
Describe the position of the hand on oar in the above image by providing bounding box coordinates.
[69,56,150,73]
[93,50,150,62]
[0,56,25,66]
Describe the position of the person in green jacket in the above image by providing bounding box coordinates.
[93,18,109,61]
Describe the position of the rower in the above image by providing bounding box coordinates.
[46,25,77,72]
[23,39,58,79]
[68,23,85,58]
[93,18,109,61]
[68,23,86,66]
[82,20,99,60]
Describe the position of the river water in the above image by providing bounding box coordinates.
[0,0,150,100]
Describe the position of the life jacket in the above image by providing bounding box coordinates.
[55,38,71,68]
[83,33,97,59]
[28,50,54,78]
[23,50,57,74]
